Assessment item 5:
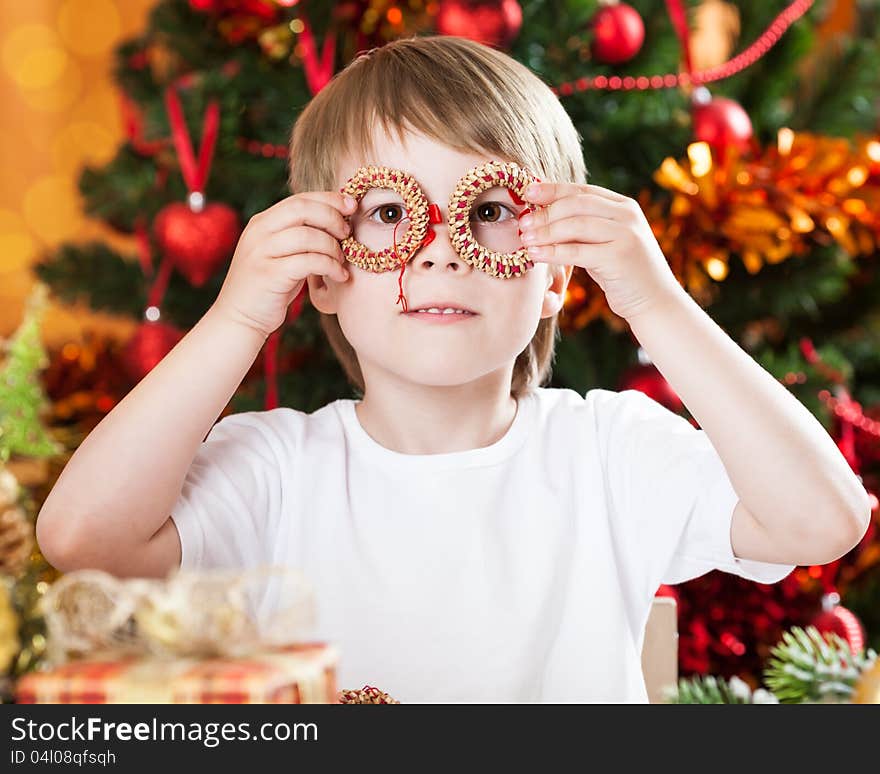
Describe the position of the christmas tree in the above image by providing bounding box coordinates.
[30,0,880,685]
[0,284,63,464]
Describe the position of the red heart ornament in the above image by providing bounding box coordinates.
[153,201,240,286]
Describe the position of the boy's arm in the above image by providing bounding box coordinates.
[626,289,872,567]
[35,305,267,578]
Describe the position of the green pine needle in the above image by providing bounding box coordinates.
[663,675,778,704]
[763,625,878,704]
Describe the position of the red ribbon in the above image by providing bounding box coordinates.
[163,85,221,194]
[664,0,693,77]
[264,330,281,411]
[134,218,174,310]
[263,285,308,410]
[298,14,336,96]
[134,218,153,277]
[146,257,175,311]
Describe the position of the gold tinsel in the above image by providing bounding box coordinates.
[690,0,741,72]
[561,130,880,331]
[852,659,880,704]
[258,24,293,61]
[0,579,20,675]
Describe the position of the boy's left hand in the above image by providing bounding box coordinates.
[520,181,685,321]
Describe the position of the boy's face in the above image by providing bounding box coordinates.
[308,125,572,393]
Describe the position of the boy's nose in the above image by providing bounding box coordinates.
[412,202,470,271]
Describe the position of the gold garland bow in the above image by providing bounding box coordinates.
[38,567,316,665]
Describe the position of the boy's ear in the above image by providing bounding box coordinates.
[540,263,574,319]
[306,273,340,315]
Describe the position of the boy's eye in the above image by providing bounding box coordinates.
[473,201,516,224]
[367,203,409,225]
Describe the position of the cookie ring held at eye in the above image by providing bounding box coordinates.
[448,160,538,279]
[339,166,429,273]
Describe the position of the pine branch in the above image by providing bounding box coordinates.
[763,625,878,704]
[34,243,146,318]
[663,674,778,704]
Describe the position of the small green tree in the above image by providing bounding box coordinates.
[0,284,62,463]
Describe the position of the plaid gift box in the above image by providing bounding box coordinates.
[14,642,338,704]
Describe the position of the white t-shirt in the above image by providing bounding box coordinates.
[170,386,795,703]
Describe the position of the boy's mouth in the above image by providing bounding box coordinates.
[406,308,476,316]
[403,301,478,315]
[404,308,478,323]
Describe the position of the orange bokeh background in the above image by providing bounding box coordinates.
[0,0,155,344]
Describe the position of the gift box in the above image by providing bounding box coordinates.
[16,567,339,703]
[14,642,338,704]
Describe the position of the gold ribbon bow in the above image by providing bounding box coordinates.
[38,567,316,665]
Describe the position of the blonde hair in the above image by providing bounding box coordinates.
[287,34,587,399]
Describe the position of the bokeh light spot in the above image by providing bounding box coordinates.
[52,121,116,175]
[19,57,82,113]
[23,175,84,246]
[57,0,121,57]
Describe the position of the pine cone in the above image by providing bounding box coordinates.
[0,467,18,506]
[0,467,33,577]
[338,685,400,704]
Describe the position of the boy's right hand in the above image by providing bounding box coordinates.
[210,191,356,338]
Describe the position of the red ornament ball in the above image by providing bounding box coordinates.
[435,0,523,49]
[692,96,753,158]
[590,2,645,64]
[617,363,683,414]
[655,584,678,601]
[123,321,184,382]
[811,597,866,655]
[153,200,240,287]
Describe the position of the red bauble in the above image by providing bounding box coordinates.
[692,95,753,158]
[655,584,678,601]
[153,201,240,287]
[811,595,866,654]
[590,2,645,64]
[617,363,683,414]
[123,321,184,382]
[189,0,277,16]
[435,0,522,48]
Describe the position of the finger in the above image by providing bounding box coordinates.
[521,192,629,232]
[521,214,619,248]
[522,181,629,205]
[274,252,350,283]
[262,225,347,264]
[526,241,608,271]
[254,192,356,239]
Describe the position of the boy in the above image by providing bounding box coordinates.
[36,35,871,702]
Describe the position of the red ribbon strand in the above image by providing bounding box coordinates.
[163,86,221,194]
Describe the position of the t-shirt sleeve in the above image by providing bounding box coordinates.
[593,388,796,592]
[170,411,283,572]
